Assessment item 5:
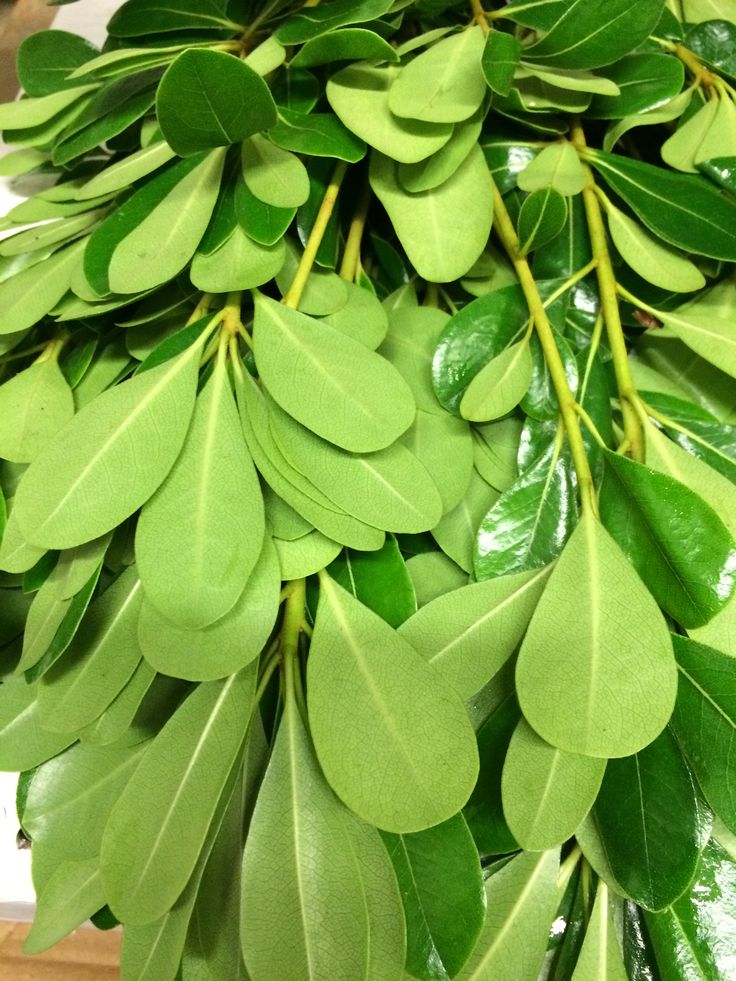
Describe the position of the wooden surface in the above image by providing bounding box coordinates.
[0,0,57,102]
[0,922,121,979]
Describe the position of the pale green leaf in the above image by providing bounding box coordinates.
[516,141,588,195]
[190,225,285,292]
[397,109,483,193]
[101,665,257,925]
[0,239,85,336]
[398,566,550,699]
[307,575,479,833]
[501,719,606,851]
[456,850,560,981]
[13,334,206,549]
[369,144,494,283]
[327,64,453,164]
[136,350,265,629]
[460,340,533,422]
[606,204,706,292]
[138,536,281,682]
[661,99,718,174]
[0,678,76,772]
[24,858,105,955]
[274,530,342,580]
[571,883,628,980]
[75,140,176,200]
[107,148,225,293]
[242,134,310,208]
[0,359,74,463]
[655,306,736,378]
[516,511,678,757]
[253,293,416,452]
[388,27,487,124]
[0,85,97,128]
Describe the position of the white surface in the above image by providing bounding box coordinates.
[0,0,122,913]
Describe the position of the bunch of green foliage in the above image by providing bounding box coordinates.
[1,0,736,977]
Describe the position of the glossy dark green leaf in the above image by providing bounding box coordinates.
[686,19,736,82]
[157,49,277,157]
[463,686,520,855]
[17,30,99,96]
[101,665,256,925]
[432,285,528,414]
[269,108,366,162]
[108,0,242,37]
[599,450,736,628]
[381,814,485,981]
[482,29,522,97]
[327,537,416,628]
[521,329,579,422]
[671,635,736,834]
[290,28,399,68]
[593,726,709,911]
[534,193,592,279]
[512,0,666,70]
[474,445,577,581]
[588,150,736,260]
[645,837,736,981]
[588,52,685,119]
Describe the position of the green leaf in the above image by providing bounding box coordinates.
[482,30,522,97]
[606,202,705,292]
[111,150,225,294]
[501,718,606,851]
[406,551,467,607]
[108,0,241,36]
[17,29,98,96]
[397,109,484,194]
[52,70,160,167]
[642,391,736,484]
[380,304,449,415]
[432,285,528,413]
[308,575,479,832]
[571,883,627,980]
[327,64,453,164]
[389,27,487,124]
[75,139,177,200]
[399,566,550,699]
[516,0,666,70]
[136,349,265,629]
[269,108,367,162]
[403,409,474,515]
[381,814,485,981]
[0,84,97,129]
[37,565,144,732]
[517,141,588,196]
[593,726,708,911]
[84,151,224,295]
[274,529,342,579]
[138,536,280,681]
[518,187,568,254]
[474,445,577,580]
[599,450,736,628]
[686,18,736,80]
[327,538,416,628]
[588,52,685,120]
[652,304,736,380]
[24,857,105,954]
[370,144,493,283]
[242,134,310,208]
[191,224,285,291]
[661,98,720,173]
[459,339,533,422]
[433,469,499,573]
[276,0,396,44]
[269,397,442,533]
[0,359,74,464]
[101,665,257,924]
[0,679,76,771]
[291,28,399,68]
[322,280,389,348]
[0,239,85,336]
[241,678,406,981]
[13,336,205,549]
[253,293,415,453]
[588,149,736,261]
[456,850,560,981]
[517,64,621,95]
[671,635,736,834]
[516,511,678,757]
[645,837,736,981]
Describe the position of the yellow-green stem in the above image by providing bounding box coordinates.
[283,161,348,310]
[571,121,644,462]
[492,184,598,515]
[470,0,489,30]
[339,178,371,282]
